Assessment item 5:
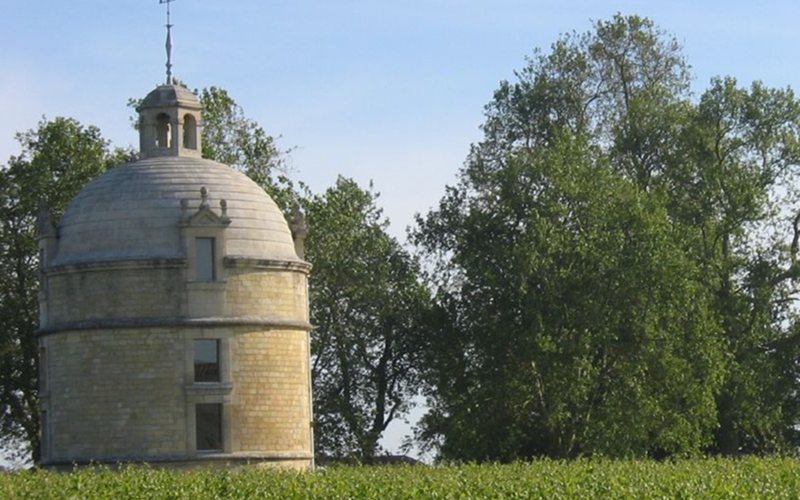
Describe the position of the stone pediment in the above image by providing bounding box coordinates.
[181,187,231,228]
[187,206,229,227]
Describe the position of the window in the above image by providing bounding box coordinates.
[183,114,197,149]
[195,237,215,281]
[195,403,222,451]
[194,339,220,382]
[156,113,171,148]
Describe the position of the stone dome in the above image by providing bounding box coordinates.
[51,156,299,266]
[138,84,201,110]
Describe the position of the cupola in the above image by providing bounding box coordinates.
[136,83,203,158]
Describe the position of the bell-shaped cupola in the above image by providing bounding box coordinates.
[136,84,203,158]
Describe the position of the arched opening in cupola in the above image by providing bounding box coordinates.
[183,114,198,150]
[156,113,171,148]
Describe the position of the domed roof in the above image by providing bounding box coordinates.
[138,84,201,110]
[51,156,298,266]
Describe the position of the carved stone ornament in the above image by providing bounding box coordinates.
[181,187,231,227]
[288,203,308,259]
[36,200,57,238]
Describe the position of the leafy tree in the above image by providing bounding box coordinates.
[304,177,430,460]
[199,86,296,211]
[0,118,128,463]
[682,78,800,453]
[414,132,724,459]
[413,14,800,459]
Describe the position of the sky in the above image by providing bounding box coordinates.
[2,0,800,464]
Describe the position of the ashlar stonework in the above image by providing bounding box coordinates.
[37,83,313,469]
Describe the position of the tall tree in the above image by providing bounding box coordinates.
[305,177,430,459]
[682,78,800,453]
[0,118,128,462]
[414,14,800,460]
[414,132,723,459]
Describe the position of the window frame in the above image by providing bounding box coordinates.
[195,236,216,282]
[193,339,221,383]
[195,403,223,452]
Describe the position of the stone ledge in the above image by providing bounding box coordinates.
[184,383,233,397]
[42,451,314,469]
[46,257,186,276]
[224,256,311,274]
[38,316,313,336]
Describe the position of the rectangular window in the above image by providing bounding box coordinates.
[196,403,222,451]
[196,237,215,281]
[194,339,220,382]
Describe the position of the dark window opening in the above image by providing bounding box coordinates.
[183,114,197,149]
[194,339,220,382]
[196,237,215,281]
[196,403,222,451]
[156,113,171,148]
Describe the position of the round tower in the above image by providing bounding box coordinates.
[37,84,314,469]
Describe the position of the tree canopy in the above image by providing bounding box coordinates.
[304,177,430,459]
[413,14,800,459]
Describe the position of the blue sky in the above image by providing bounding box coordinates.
[2,0,800,461]
[4,1,800,241]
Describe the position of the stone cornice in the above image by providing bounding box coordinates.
[46,257,186,276]
[223,256,312,274]
[44,255,312,276]
[38,316,313,337]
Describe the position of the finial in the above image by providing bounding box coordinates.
[160,0,176,85]
[200,187,209,208]
[288,203,309,260]
[36,200,56,239]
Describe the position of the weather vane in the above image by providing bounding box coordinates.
[160,0,176,84]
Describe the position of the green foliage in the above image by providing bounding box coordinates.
[3,459,800,498]
[199,86,296,211]
[413,14,800,459]
[0,118,126,462]
[304,177,430,459]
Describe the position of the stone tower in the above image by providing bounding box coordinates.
[36,83,314,469]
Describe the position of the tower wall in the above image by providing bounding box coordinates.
[40,263,313,468]
[40,85,313,469]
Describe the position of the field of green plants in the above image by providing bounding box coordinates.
[2,458,799,499]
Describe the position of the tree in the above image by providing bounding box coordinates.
[414,132,724,459]
[682,78,800,453]
[199,86,296,211]
[0,117,128,462]
[304,177,430,459]
[413,14,800,459]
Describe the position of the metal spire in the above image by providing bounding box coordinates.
[160,0,176,84]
